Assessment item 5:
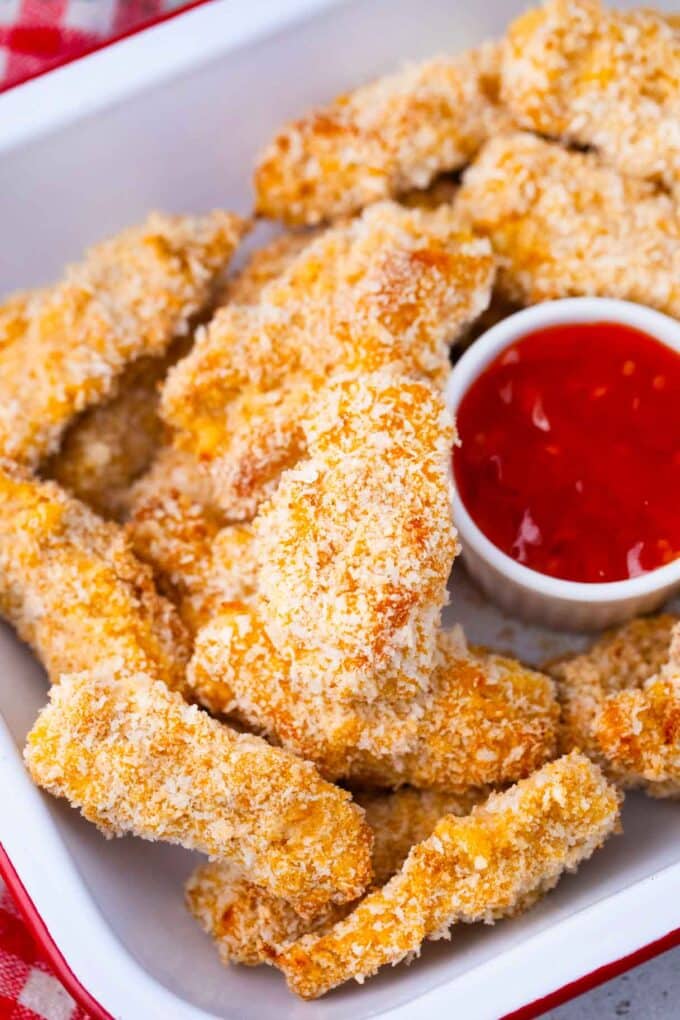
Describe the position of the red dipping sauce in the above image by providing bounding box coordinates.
[454,322,680,583]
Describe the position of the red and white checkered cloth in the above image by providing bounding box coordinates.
[0,881,90,1020]
[0,0,188,91]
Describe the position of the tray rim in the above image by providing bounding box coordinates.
[1,0,678,1015]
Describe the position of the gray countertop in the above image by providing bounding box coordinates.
[547,945,679,1019]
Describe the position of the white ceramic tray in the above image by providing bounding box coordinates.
[0,2,678,1018]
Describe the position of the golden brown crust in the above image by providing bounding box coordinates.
[185,372,557,788]
[0,459,189,692]
[217,231,318,306]
[24,667,373,915]
[278,753,621,999]
[0,211,245,466]
[186,371,458,719]
[185,787,483,967]
[254,373,457,702]
[44,346,181,520]
[455,132,680,316]
[550,615,680,797]
[127,448,257,634]
[254,43,510,224]
[162,201,494,518]
[502,0,680,193]
[190,606,558,790]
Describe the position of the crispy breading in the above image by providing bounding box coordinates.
[24,666,373,916]
[127,448,257,633]
[162,201,494,517]
[254,43,509,224]
[186,374,556,788]
[0,460,189,692]
[455,132,680,316]
[44,346,180,520]
[217,231,317,306]
[278,753,621,998]
[185,787,483,966]
[0,290,36,352]
[356,787,488,886]
[190,607,558,789]
[502,0,680,193]
[254,373,457,702]
[0,211,245,466]
[551,615,680,798]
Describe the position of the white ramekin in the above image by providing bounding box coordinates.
[446,297,680,631]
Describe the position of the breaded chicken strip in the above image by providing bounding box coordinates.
[187,374,557,787]
[279,753,621,998]
[186,787,484,966]
[456,133,680,316]
[254,373,457,702]
[190,607,557,790]
[44,346,182,520]
[0,211,245,466]
[502,0,680,193]
[0,460,189,691]
[162,202,494,517]
[24,666,372,916]
[254,43,509,224]
[128,447,257,633]
[551,615,680,798]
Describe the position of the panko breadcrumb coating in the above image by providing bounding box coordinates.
[186,787,484,967]
[278,753,621,999]
[217,231,318,306]
[0,460,189,692]
[455,132,680,316]
[24,667,373,915]
[551,615,680,798]
[254,373,457,703]
[187,375,557,788]
[0,211,245,466]
[502,0,680,193]
[44,342,186,520]
[162,201,494,517]
[0,290,35,351]
[190,606,558,789]
[254,43,509,224]
[127,448,257,633]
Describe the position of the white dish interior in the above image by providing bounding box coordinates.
[1,2,679,1019]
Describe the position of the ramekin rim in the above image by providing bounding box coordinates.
[445,297,680,606]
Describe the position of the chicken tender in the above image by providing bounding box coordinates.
[502,0,680,194]
[127,448,257,633]
[44,347,179,520]
[551,615,680,798]
[254,43,509,224]
[254,373,457,702]
[162,201,494,517]
[0,460,189,691]
[186,787,483,966]
[279,753,621,998]
[24,666,373,916]
[456,132,680,316]
[186,373,556,787]
[0,211,245,466]
[190,607,558,790]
